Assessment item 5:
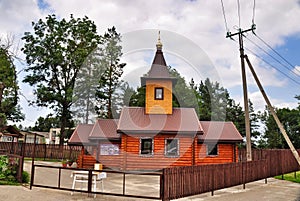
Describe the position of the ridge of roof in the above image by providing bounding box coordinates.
[117,107,203,135]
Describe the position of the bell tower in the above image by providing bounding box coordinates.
[141,32,177,115]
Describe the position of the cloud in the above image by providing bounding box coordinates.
[293,65,300,76]
[2,0,300,126]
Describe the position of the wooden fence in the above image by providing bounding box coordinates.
[162,149,300,200]
[0,142,82,160]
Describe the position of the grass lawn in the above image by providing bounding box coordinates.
[275,171,300,183]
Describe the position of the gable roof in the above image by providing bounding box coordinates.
[117,107,203,135]
[89,119,119,140]
[68,124,93,145]
[198,121,243,143]
[0,125,23,138]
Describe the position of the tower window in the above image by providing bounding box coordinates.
[155,87,164,100]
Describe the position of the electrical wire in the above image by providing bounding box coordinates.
[237,0,241,28]
[244,35,300,78]
[255,34,300,75]
[243,43,300,86]
[252,0,256,25]
[220,0,229,33]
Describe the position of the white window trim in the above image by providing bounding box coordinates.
[165,138,180,158]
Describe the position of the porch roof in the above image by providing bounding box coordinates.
[68,124,94,145]
[89,119,119,140]
[198,121,243,143]
[0,125,23,138]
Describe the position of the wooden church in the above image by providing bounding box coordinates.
[69,35,243,170]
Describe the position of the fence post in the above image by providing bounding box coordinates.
[211,167,214,196]
[122,172,126,195]
[44,144,47,160]
[162,168,170,201]
[30,164,35,190]
[87,170,92,197]
[242,162,245,189]
[160,170,164,200]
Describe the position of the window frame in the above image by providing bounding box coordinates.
[154,87,164,100]
[165,138,179,157]
[206,143,218,156]
[140,138,154,156]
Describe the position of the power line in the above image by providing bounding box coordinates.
[255,34,300,75]
[244,35,300,78]
[242,43,300,86]
[237,0,241,28]
[220,0,229,33]
[252,0,256,25]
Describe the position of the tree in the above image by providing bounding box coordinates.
[262,107,300,149]
[169,68,197,109]
[22,14,101,144]
[120,82,137,106]
[0,37,24,127]
[130,66,197,109]
[31,114,60,132]
[95,27,126,119]
[72,46,103,124]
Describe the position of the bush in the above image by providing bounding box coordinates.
[0,155,17,182]
[22,171,30,183]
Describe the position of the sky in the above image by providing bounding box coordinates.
[0,0,299,127]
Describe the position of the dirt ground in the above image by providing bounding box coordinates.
[0,161,299,201]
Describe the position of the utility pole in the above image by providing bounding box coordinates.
[227,25,256,161]
[245,55,300,166]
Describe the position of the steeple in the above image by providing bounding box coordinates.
[156,31,163,50]
[140,31,177,115]
[141,31,175,86]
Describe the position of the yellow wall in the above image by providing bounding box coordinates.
[145,80,172,114]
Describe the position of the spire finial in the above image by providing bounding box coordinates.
[156,31,162,49]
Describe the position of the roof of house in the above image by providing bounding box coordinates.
[0,125,23,138]
[20,131,48,138]
[68,118,244,144]
[68,124,94,145]
[117,107,203,135]
[198,121,243,143]
[89,119,119,140]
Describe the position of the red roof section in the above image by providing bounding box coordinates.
[89,119,119,139]
[68,124,93,144]
[198,121,243,142]
[117,107,203,135]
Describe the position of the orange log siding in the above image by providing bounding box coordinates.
[78,139,239,170]
[196,143,238,165]
[121,134,194,170]
[145,80,173,114]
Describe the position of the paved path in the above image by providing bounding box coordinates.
[0,161,299,201]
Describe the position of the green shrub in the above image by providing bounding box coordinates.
[22,171,30,183]
[0,155,17,182]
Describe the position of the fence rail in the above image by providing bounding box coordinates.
[162,149,300,200]
[0,142,82,160]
